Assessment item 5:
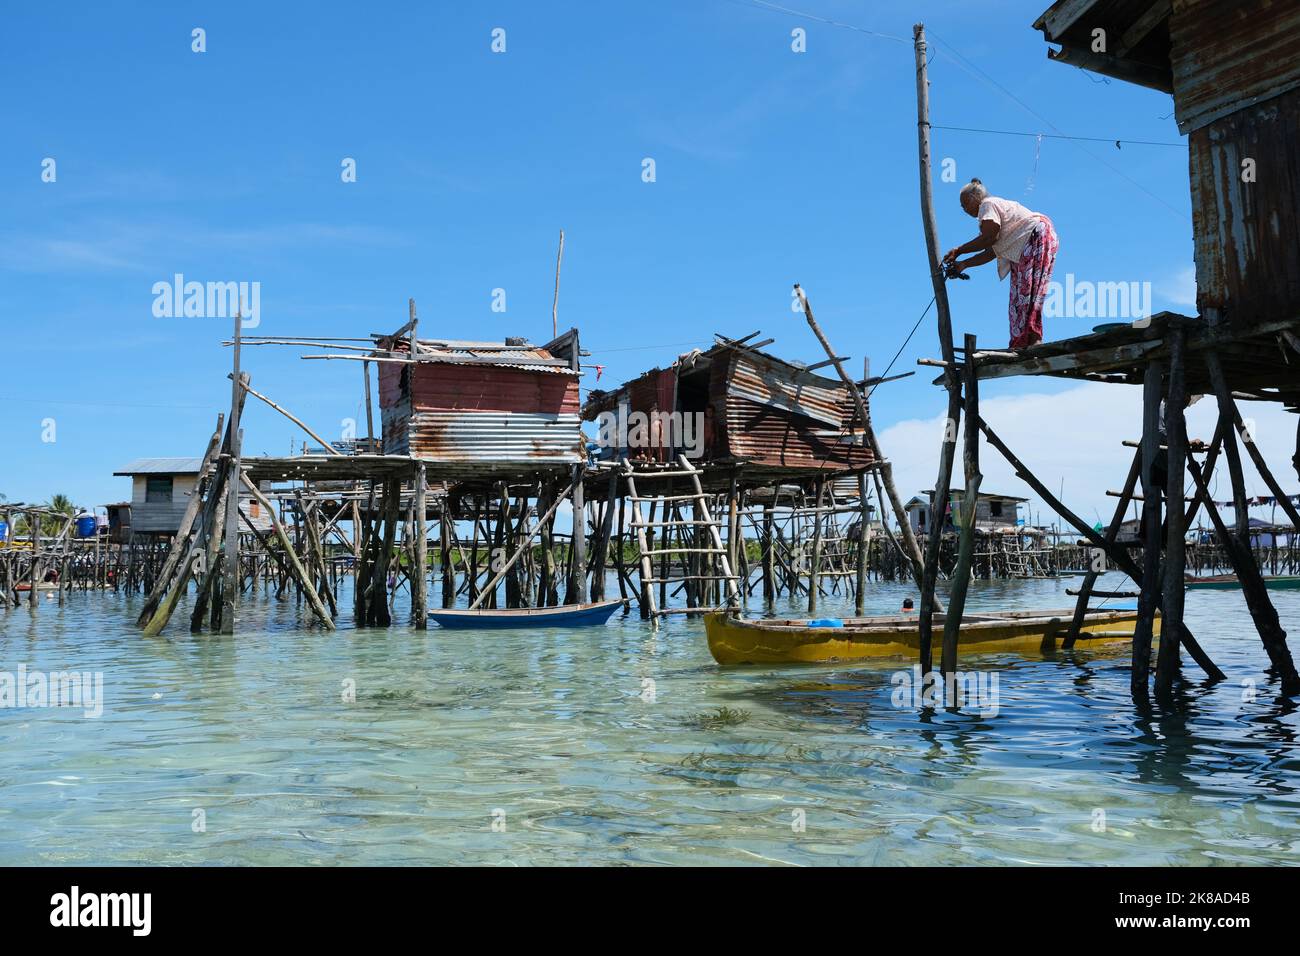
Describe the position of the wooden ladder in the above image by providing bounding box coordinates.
[621,455,741,617]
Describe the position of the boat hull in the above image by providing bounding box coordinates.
[429,599,623,630]
[704,608,1157,665]
[1185,574,1300,591]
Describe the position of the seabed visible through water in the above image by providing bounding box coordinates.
[1,573,1298,866]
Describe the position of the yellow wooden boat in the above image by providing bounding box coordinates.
[704,608,1158,665]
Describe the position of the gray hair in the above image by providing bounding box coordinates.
[959,178,988,204]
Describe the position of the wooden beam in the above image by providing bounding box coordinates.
[232,376,343,456]
[241,473,335,629]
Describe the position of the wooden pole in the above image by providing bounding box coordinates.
[1186,453,1300,694]
[912,21,962,676]
[413,463,429,626]
[468,471,581,610]
[807,479,824,614]
[1131,360,1166,696]
[439,512,454,608]
[1205,352,1300,532]
[234,378,343,457]
[794,283,929,598]
[978,415,1225,683]
[1157,327,1188,692]
[569,463,588,603]
[942,334,982,677]
[136,415,224,625]
[552,229,565,340]
[240,474,334,629]
[363,361,375,449]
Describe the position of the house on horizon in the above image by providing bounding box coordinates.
[112,458,272,539]
[905,490,1028,537]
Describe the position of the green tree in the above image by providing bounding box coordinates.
[41,494,76,536]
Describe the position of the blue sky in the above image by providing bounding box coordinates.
[2,1,1220,519]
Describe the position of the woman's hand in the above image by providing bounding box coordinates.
[942,246,961,265]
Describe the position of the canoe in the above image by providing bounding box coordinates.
[704,607,1157,665]
[13,581,58,593]
[1185,574,1300,591]
[429,599,624,630]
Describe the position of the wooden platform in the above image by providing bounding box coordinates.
[953,312,1300,410]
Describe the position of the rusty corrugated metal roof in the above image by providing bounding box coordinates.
[1169,0,1300,133]
[383,337,578,375]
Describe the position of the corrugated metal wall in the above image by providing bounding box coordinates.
[1171,0,1300,134]
[712,351,874,472]
[1188,86,1300,328]
[379,360,582,469]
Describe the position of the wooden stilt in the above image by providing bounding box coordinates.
[1132,360,1166,697]
[413,462,428,627]
[977,415,1225,683]
[220,310,245,636]
[1157,326,1188,692]
[569,463,588,604]
[240,474,335,630]
[807,478,824,615]
[942,335,981,678]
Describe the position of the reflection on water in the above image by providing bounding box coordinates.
[1,573,1297,865]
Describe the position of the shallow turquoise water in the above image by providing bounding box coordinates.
[1,574,1298,865]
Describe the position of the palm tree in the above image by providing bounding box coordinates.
[42,493,76,536]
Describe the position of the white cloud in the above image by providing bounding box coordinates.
[1158,266,1198,308]
[876,381,1297,531]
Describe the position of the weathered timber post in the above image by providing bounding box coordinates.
[855,473,869,615]
[591,472,618,601]
[412,463,428,626]
[1187,452,1300,694]
[439,512,454,608]
[1131,360,1166,698]
[763,503,776,607]
[913,22,964,677]
[569,462,588,604]
[240,475,334,630]
[220,311,244,635]
[1157,326,1188,692]
[977,416,1225,682]
[807,480,825,614]
[942,335,981,678]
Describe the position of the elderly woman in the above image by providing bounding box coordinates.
[942,179,1058,349]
